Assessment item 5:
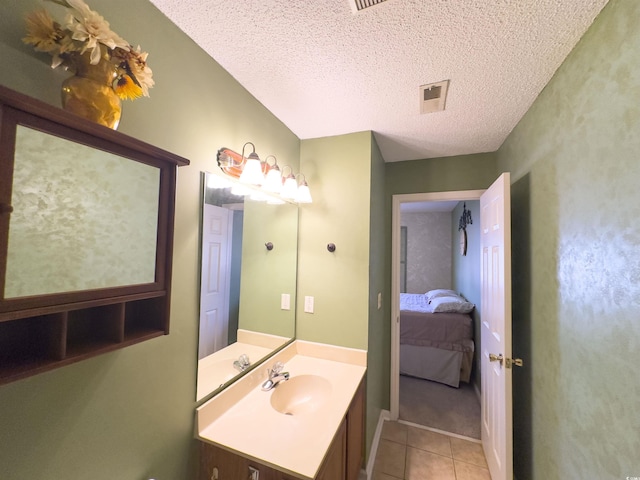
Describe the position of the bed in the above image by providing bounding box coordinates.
[399,290,474,388]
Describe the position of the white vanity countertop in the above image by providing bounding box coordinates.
[196,330,290,401]
[196,340,367,479]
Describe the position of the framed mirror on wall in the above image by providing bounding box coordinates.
[196,172,298,401]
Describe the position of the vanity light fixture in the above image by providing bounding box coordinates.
[238,142,264,185]
[214,146,311,204]
[262,155,282,193]
[295,173,313,204]
[280,166,298,200]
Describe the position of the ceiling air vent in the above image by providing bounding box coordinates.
[349,0,388,13]
[420,80,449,114]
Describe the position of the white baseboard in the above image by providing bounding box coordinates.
[365,409,391,480]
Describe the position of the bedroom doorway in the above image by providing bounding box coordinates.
[390,189,484,439]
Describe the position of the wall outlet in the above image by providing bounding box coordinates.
[304,296,314,313]
[248,466,259,480]
[281,293,290,310]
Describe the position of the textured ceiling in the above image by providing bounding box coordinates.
[150,0,608,162]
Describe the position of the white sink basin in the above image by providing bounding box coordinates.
[270,374,332,416]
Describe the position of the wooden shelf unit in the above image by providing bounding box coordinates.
[0,85,189,386]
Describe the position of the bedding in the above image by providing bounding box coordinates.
[424,288,458,301]
[399,292,475,387]
[429,295,475,313]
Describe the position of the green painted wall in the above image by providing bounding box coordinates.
[385,153,498,195]
[297,132,372,350]
[496,0,640,478]
[0,1,299,479]
[366,134,388,462]
[238,201,298,338]
[451,200,481,388]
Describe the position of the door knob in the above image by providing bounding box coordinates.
[506,358,524,368]
[489,353,503,364]
[489,353,524,368]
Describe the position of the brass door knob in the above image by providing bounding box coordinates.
[489,353,504,364]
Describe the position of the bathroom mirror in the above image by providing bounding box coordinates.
[196,172,298,400]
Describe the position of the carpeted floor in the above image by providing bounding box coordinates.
[399,374,481,439]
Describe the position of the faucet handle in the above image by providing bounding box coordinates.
[238,354,250,367]
[270,361,284,376]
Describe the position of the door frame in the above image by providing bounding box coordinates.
[390,189,485,419]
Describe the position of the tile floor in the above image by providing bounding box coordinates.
[373,420,490,480]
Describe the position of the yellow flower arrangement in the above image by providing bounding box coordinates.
[23,0,153,100]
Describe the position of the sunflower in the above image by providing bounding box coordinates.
[114,74,143,100]
[112,45,154,97]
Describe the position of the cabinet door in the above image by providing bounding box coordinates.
[346,379,365,480]
[200,442,248,480]
[316,419,346,480]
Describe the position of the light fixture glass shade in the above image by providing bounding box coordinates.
[239,155,264,185]
[263,167,282,193]
[207,172,232,189]
[230,183,251,196]
[249,190,268,202]
[281,175,298,199]
[296,183,312,203]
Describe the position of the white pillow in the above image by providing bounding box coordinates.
[429,295,475,314]
[425,289,458,301]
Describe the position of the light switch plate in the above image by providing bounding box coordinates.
[248,466,259,480]
[304,296,314,313]
[281,293,290,310]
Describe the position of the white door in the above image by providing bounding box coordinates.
[198,204,232,359]
[480,173,513,480]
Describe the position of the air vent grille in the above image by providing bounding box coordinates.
[350,0,388,13]
[420,80,449,114]
[423,86,442,101]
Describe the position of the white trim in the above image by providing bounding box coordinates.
[365,409,391,479]
[397,419,482,444]
[390,190,484,420]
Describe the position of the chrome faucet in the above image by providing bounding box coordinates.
[261,361,290,391]
[233,354,251,372]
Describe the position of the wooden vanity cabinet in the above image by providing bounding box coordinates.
[346,377,365,480]
[199,377,365,480]
[0,85,189,385]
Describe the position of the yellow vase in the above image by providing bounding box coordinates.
[61,53,122,130]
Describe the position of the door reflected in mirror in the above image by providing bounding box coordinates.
[196,172,298,401]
